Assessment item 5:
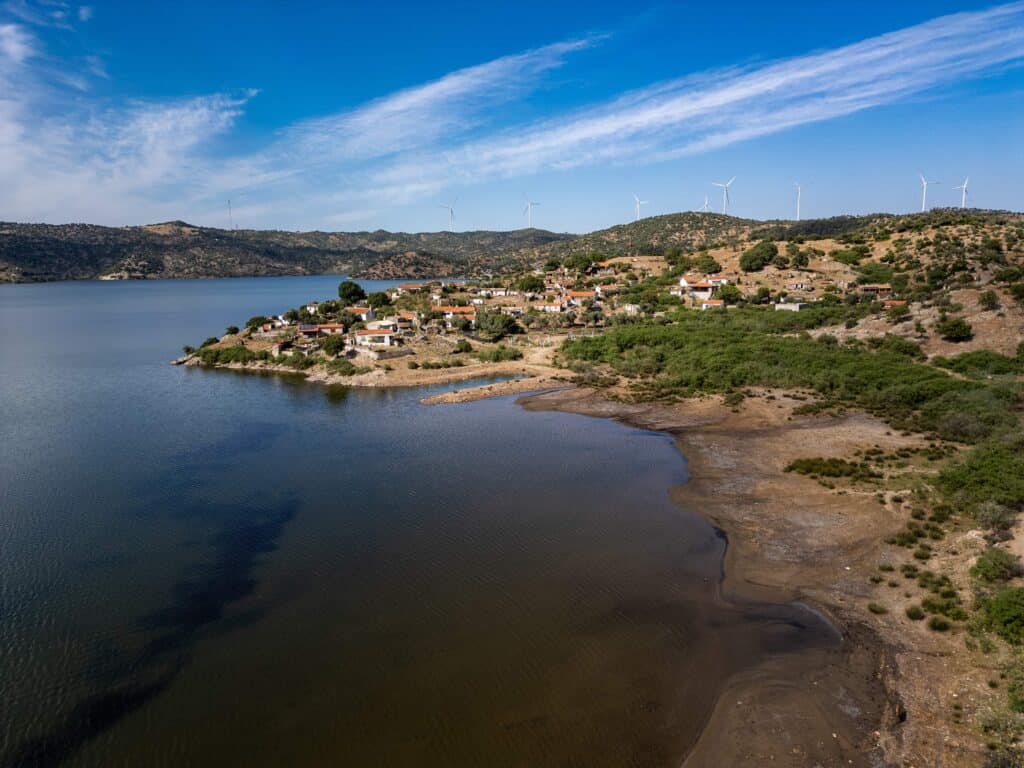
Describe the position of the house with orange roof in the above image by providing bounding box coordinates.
[345,306,375,321]
[700,299,725,310]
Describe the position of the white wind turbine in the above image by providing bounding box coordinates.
[439,198,457,231]
[700,194,710,213]
[919,174,940,212]
[953,177,969,209]
[712,176,735,214]
[794,182,802,221]
[633,193,648,222]
[523,197,539,228]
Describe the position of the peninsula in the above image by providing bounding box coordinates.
[185,207,1024,765]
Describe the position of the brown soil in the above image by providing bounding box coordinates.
[517,387,997,767]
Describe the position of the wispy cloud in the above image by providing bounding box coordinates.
[0,21,33,62]
[1,2,1023,227]
[361,2,1024,200]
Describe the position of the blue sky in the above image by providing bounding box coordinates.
[1,1,1022,232]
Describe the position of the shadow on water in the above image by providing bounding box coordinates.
[3,425,299,768]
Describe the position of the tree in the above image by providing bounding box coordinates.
[320,334,346,357]
[695,252,721,274]
[979,290,1001,311]
[516,275,545,293]
[739,241,778,272]
[887,304,910,323]
[563,253,595,273]
[717,284,742,305]
[454,338,472,353]
[225,325,240,335]
[790,250,809,269]
[245,315,269,329]
[772,253,790,269]
[937,317,973,342]
[367,291,392,310]
[338,280,366,304]
[476,310,521,341]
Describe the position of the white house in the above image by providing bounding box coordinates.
[366,318,398,332]
[536,303,563,313]
[774,302,804,312]
[435,305,477,328]
[354,329,401,347]
[700,299,725,310]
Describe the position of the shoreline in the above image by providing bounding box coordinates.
[515,386,988,767]
[185,358,993,765]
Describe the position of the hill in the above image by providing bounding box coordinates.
[0,221,572,283]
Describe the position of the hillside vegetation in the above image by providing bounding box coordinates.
[0,221,570,283]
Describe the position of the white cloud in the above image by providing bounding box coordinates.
[0,22,33,62]
[77,5,91,22]
[1,3,1023,227]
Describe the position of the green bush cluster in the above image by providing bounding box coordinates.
[561,310,1019,444]
[784,457,880,481]
[475,345,524,363]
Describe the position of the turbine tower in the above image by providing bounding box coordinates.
[228,199,234,231]
[919,174,939,213]
[633,193,648,222]
[953,177,969,209]
[712,177,735,214]
[439,199,457,231]
[700,194,710,213]
[523,197,539,228]
[794,183,802,222]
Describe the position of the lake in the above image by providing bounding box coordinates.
[0,276,836,767]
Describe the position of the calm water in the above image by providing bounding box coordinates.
[1,276,836,767]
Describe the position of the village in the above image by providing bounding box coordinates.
[184,233,923,390]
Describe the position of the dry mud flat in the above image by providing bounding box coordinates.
[519,387,987,768]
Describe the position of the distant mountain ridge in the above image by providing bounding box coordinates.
[0,221,573,283]
[2,209,1020,283]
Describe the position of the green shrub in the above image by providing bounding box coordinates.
[867,602,888,614]
[928,616,952,631]
[984,588,1024,644]
[937,317,974,342]
[476,345,524,363]
[326,358,368,376]
[739,241,778,272]
[785,457,880,480]
[454,339,473,354]
[906,605,925,620]
[980,290,1001,311]
[973,548,1023,583]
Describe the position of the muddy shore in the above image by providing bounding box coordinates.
[515,386,990,767]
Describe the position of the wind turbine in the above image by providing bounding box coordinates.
[919,174,939,212]
[794,183,802,221]
[523,197,539,228]
[700,194,710,213]
[633,193,648,222]
[953,177,969,209]
[439,198,457,231]
[712,176,735,214]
